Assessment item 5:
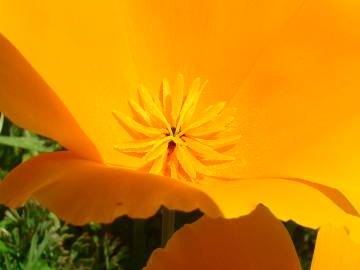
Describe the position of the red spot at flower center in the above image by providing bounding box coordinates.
[168,140,176,154]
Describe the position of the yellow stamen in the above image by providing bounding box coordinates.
[171,74,185,125]
[169,155,179,180]
[175,77,202,134]
[143,136,172,162]
[150,150,168,175]
[160,79,172,123]
[183,137,235,161]
[138,85,172,133]
[177,145,212,177]
[113,110,166,137]
[175,145,197,178]
[113,75,240,181]
[129,99,152,126]
[196,134,243,149]
[183,80,208,127]
[114,139,158,153]
[187,116,234,137]
[180,101,226,135]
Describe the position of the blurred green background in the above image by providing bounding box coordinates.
[0,116,316,270]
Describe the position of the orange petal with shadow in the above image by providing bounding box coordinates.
[145,205,301,270]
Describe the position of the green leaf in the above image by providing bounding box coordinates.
[0,241,11,253]
[0,136,56,152]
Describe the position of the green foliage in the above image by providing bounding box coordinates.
[0,134,60,154]
[0,201,127,270]
[0,118,59,178]
[285,221,316,270]
[0,119,128,269]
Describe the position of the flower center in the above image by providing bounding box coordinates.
[113,74,241,181]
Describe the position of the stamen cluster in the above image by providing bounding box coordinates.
[113,74,240,181]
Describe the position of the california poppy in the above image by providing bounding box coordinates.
[0,0,360,237]
[145,205,360,270]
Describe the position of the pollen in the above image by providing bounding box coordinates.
[113,74,241,181]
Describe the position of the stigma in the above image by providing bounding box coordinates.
[113,74,241,181]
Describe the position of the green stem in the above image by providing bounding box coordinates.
[131,219,146,269]
[161,208,176,248]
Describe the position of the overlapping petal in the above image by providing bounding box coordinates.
[0,35,100,160]
[0,1,139,165]
[2,151,360,242]
[0,151,218,224]
[311,226,360,270]
[144,205,301,270]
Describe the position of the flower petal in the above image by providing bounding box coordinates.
[0,151,219,225]
[193,178,360,241]
[0,0,305,165]
[1,150,360,241]
[226,0,360,211]
[119,0,305,106]
[0,1,138,165]
[0,35,100,160]
[311,226,360,270]
[145,205,301,270]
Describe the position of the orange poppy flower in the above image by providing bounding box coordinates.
[145,206,360,270]
[0,0,360,236]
